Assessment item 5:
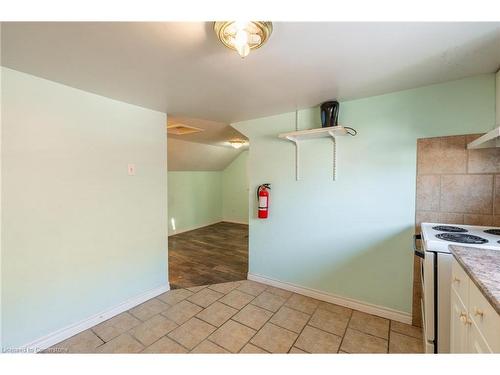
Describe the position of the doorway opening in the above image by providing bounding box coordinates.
[166,116,249,289]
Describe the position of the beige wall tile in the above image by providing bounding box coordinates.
[463,214,494,226]
[415,211,439,231]
[437,212,464,224]
[416,175,440,211]
[417,136,466,175]
[494,216,500,227]
[468,148,500,174]
[440,174,493,214]
[250,323,298,353]
[208,320,256,353]
[294,325,341,354]
[495,176,500,215]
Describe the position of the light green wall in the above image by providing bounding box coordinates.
[233,74,495,314]
[1,68,168,347]
[222,151,249,224]
[168,171,223,235]
[168,151,249,234]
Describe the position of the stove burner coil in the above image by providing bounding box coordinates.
[432,225,468,233]
[435,233,488,244]
[484,229,500,236]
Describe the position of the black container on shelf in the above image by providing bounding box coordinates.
[320,101,340,128]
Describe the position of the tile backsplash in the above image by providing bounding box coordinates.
[416,134,500,229]
[412,133,500,326]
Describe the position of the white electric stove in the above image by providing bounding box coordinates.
[416,223,500,353]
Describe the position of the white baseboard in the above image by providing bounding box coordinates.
[222,220,249,225]
[24,284,170,352]
[248,273,412,324]
[168,220,221,236]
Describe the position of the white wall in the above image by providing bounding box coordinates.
[1,68,168,348]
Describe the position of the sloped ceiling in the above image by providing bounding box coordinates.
[168,137,242,171]
[168,115,247,147]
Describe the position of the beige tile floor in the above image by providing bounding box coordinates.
[45,280,424,354]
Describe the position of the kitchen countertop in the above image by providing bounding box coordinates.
[450,245,500,315]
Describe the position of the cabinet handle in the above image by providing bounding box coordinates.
[474,307,484,318]
[459,312,467,324]
[453,277,460,283]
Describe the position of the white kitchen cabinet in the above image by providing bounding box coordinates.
[450,288,469,353]
[467,319,492,353]
[450,258,499,353]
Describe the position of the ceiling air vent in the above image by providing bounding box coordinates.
[167,123,204,135]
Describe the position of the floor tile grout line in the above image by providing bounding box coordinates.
[336,309,354,353]
[287,300,320,353]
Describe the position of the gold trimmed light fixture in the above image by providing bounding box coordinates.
[214,21,273,58]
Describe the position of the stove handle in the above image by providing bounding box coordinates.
[413,234,425,258]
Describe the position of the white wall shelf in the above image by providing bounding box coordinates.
[278,126,354,181]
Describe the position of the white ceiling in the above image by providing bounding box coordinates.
[168,138,242,171]
[2,22,500,123]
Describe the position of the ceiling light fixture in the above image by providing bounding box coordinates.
[228,140,247,149]
[214,21,273,58]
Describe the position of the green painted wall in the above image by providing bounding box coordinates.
[233,74,495,314]
[222,151,249,224]
[168,171,222,235]
[1,68,168,347]
[168,151,249,234]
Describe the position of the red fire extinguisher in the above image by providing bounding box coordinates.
[257,184,271,219]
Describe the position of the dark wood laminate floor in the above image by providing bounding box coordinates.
[168,222,248,289]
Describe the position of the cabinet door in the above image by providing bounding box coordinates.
[450,289,468,353]
[467,319,493,353]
